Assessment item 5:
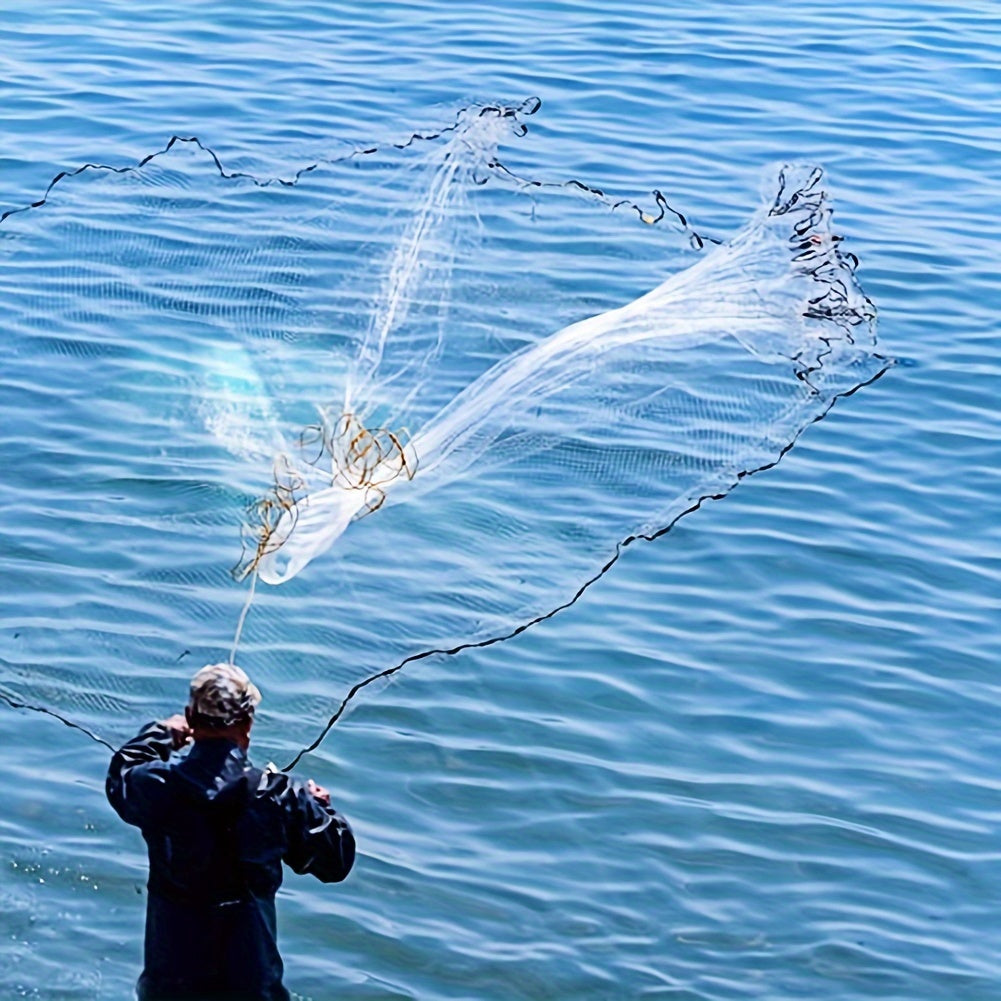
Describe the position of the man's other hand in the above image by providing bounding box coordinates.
[306,779,331,807]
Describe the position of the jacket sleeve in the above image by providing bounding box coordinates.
[277,775,356,883]
[105,721,175,827]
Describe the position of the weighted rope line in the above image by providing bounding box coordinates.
[769,165,878,392]
[0,100,527,225]
[0,102,529,227]
[485,158,721,250]
[282,356,893,771]
[0,98,699,243]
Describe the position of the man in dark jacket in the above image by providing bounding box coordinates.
[106,662,355,1001]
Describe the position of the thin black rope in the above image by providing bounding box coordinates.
[0,686,116,753]
[485,158,721,249]
[282,355,893,771]
[0,96,706,243]
[0,99,539,226]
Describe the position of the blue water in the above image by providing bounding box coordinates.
[2,3,1000,999]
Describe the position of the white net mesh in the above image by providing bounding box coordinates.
[0,104,885,759]
[255,160,878,588]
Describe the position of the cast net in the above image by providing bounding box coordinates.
[0,102,884,761]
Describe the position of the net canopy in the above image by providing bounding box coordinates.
[0,102,884,762]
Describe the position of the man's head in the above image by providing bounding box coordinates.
[185,662,262,748]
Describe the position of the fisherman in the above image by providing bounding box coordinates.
[106,663,355,1001]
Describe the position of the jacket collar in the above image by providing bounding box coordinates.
[180,738,252,792]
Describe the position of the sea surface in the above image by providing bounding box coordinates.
[1,3,1000,999]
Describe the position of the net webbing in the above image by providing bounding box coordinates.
[0,102,888,765]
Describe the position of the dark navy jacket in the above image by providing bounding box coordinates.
[106,721,355,1001]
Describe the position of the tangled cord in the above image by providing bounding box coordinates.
[233,413,416,581]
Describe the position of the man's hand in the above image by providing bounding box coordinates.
[161,713,193,750]
[307,779,331,807]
